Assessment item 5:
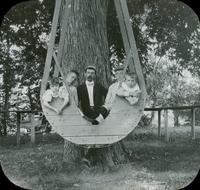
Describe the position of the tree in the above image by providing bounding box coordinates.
[1,0,200,152]
[0,17,18,135]
[57,0,131,169]
[0,0,55,135]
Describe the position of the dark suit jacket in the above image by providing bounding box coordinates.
[77,82,107,119]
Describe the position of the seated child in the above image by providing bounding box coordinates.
[101,72,140,121]
[59,70,79,106]
[93,67,125,124]
[42,77,69,115]
[103,67,124,111]
[117,73,141,105]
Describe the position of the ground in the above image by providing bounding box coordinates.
[0,126,200,190]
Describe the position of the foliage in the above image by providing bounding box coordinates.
[0,0,54,134]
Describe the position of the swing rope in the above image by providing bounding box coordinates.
[52,51,71,96]
[40,0,62,98]
[118,49,133,88]
[40,0,147,146]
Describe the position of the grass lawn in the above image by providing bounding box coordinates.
[0,126,200,190]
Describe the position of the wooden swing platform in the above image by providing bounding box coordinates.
[42,95,145,145]
[40,0,147,146]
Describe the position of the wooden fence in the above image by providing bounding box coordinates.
[0,110,42,146]
[144,105,200,141]
[0,105,200,145]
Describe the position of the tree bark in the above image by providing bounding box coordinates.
[61,0,111,86]
[61,0,130,168]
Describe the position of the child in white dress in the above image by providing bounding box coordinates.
[117,73,141,105]
[42,77,69,115]
[103,67,124,111]
[59,71,79,106]
[94,67,124,123]
[102,71,141,117]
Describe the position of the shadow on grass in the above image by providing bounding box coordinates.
[0,133,64,147]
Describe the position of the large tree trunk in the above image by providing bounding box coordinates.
[61,0,111,86]
[61,0,130,169]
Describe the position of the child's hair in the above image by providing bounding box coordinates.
[49,77,60,86]
[65,70,79,85]
[70,70,79,78]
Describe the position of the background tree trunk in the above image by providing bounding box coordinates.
[2,80,9,136]
[27,86,34,110]
[61,0,130,168]
[173,110,180,127]
[2,37,12,136]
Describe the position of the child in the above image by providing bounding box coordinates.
[103,67,125,111]
[101,72,140,119]
[59,71,79,106]
[93,67,125,124]
[42,77,69,115]
[117,73,141,105]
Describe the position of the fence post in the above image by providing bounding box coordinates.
[158,110,161,138]
[16,112,21,146]
[30,113,35,144]
[191,108,196,140]
[164,109,169,141]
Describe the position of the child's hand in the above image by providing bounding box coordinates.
[129,97,138,105]
[128,91,135,96]
[57,108,63,115]
[54,108,60,115]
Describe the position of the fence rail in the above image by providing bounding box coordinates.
[144,105,200,141]
[1,105,200,145]
[0,110,43,146]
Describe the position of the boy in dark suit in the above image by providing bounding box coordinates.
[77,65,108,125]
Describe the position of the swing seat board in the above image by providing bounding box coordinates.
[42,96,144,145]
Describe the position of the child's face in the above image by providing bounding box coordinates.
[115,70,124,81]
[125,75,136,88]
[66,72,78,86]
[70,73,78,83]
[50,84,59,92]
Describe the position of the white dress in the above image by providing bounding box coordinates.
[42,87,69,103]
[103,82,120,110]
[120,82,140,105]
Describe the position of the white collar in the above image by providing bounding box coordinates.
[86,80,94,86]
[122,82,132,91]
